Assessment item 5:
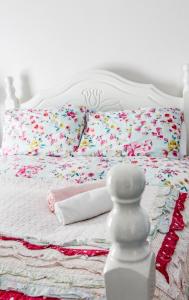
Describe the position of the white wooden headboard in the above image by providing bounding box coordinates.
[4,65,189,153]
[17,70,184,110]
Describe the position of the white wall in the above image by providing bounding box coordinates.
[0,0,189,103]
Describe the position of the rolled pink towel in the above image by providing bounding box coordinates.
[48,180,106,212]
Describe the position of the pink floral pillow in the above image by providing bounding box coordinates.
[2,104,86,156]
[77,108,183,158]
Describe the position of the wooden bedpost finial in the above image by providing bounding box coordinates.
[4,76,20,110]
[183,64,189,94]
[106,164,149,261]
[104,164,155,300]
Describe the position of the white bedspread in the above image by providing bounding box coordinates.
[0,179,159,244]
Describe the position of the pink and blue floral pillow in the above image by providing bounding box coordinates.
[2,104,86,156]
[2,105,183,158]
[77,108,183,158]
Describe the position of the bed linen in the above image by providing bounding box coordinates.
[2,105,86,156]
[0,155,189,190]
[78,107,183,158]
[0,155,189,300]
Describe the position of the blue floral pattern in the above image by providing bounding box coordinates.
[77,108,183,158]
[2,104,86,156]
[0,155,188,192]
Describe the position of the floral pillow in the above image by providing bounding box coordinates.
[77,108,183,158]
[2,104,86,156]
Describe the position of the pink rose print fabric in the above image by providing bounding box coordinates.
[2,104,86,156]
[77,108,183,158]
[0,155,189,192]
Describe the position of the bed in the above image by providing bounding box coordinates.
[0,66,189,300]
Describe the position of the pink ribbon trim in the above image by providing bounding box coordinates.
[155,192,187,283]
[0,235,108,257]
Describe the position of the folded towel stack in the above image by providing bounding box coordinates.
[47,180,105,212]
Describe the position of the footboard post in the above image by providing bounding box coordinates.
[104,164,155,300]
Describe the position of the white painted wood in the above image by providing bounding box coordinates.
[4,77,20,110]
[20,69,183,112]
[183,64,189,155]
[183,64,189,94]
[104,164,155,300]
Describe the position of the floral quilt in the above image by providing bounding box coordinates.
[0,154,189,191]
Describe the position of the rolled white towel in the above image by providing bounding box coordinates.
[47,180,105,213]
[54,186,112,225]
[54,185,169,225]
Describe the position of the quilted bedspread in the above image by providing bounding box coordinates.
[0,154,189,300]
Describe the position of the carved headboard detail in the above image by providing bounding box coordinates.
[6,69,183,112]
[81,88,123,111]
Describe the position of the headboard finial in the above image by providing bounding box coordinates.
[183,64,189,94]
[4,76,20,110]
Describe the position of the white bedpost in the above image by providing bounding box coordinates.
[104,164,155,300]
[183,64,189,155]
[4,76,20,110]
[0,77,20,145]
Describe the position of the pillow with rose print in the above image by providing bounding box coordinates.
[77,107,183,158]
[2,104,86,156]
